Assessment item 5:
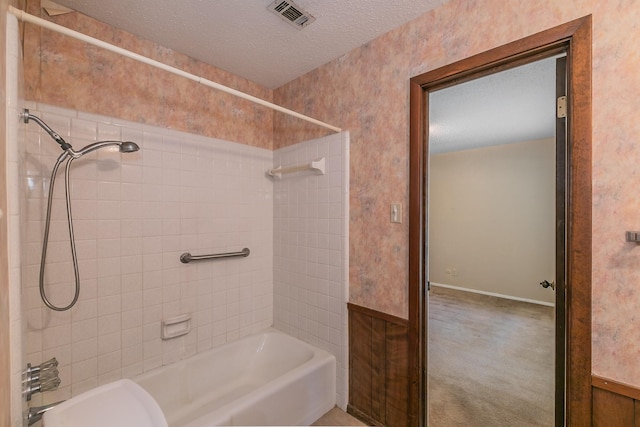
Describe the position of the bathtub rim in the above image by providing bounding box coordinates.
[132,327,337,426]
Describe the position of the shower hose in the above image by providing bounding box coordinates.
[39,152,81,311]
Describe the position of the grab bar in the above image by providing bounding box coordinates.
[180,248,250,264]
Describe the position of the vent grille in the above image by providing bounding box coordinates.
[268,0,316,30]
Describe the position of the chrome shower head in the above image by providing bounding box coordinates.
[73,140,141,157]
[119,141,140,153]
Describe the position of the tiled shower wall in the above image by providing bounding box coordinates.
[273,132,349,409]
[23,103,274,402]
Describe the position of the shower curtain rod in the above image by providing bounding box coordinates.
[8,6,342,133]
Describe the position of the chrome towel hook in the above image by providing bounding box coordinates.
[626,231,640,244]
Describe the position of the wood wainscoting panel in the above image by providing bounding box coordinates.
[349,306,373,416]
[385,322,410,426]
[592,375,640,427]
[348,303,409,427]
[371,317,387,420]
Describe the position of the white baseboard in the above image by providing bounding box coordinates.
[430,282,555,307]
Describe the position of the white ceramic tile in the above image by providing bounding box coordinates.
[71,199,98,221]
[76,110,113,126]
[97,257,121,279]
[20,104,277,400]
[97,238,120,259]
[98,313,121,336]
[143,342,162,371]
[143,132,164,151]
[121,272,143,292]
[162,135,183,154]
[97,123,122,141]
[98,294,121,317]
[121,363,144,383]
[39,111,71,137]
[121,219,143,238]
[272,131,349,408]
[122,328,143,349]
[97,181,121,201]
[71,318,98,344]
[122,309,143,331]
[71,357,98,384]
[71,118,97,141]
[143,305,162,325]
[72,338,98,363]
[121,164,143,183]
[42,324,71,350]
[98,332,121,354]
[71,299,98,323]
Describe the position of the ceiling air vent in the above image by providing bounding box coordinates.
[267,0,316,30]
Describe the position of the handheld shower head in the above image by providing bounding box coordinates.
[119,141,140,153]
[26,112,142,312]
[69,140,140,158]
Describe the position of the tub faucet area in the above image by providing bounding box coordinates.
[39,329,335,427]
[23,358,60,401]
[134,329,336,427]
[28,401,65,426]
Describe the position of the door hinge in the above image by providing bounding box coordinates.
[427,281,431,291]
[557,96,567,118]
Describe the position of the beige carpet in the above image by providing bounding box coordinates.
[428,287,555,427]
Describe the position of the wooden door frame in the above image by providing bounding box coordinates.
[408,16,592,426]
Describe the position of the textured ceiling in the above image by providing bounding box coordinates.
[429,56,560,154]
[52,0,448,89]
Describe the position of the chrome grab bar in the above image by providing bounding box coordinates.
[180,248,250,263]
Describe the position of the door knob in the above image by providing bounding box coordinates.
[540,280,555,290]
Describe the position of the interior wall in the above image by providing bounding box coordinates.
[273,0,640,388]
[22,0,274,150]
[273,131,349,409]
[13,0,640,400]
[22,102,273,405]
[429,138,555,305]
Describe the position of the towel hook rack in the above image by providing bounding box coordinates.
[267,157,325,179]
[626,231,640,244]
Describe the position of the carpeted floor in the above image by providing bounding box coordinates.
[428,287,555,427]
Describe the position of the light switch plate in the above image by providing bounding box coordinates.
[391,203,402,223]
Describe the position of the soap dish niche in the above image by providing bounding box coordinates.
[161,314,191,340]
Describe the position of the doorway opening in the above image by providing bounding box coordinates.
[427,53,564,426]
[408,17,592,427]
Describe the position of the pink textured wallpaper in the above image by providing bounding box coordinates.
[23,1,273,149]
[274,0,640,387]
[19,0,640,388]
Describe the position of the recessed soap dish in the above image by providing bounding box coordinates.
[161,314,191,340]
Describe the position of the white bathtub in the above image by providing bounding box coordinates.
[133,329,336,426]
